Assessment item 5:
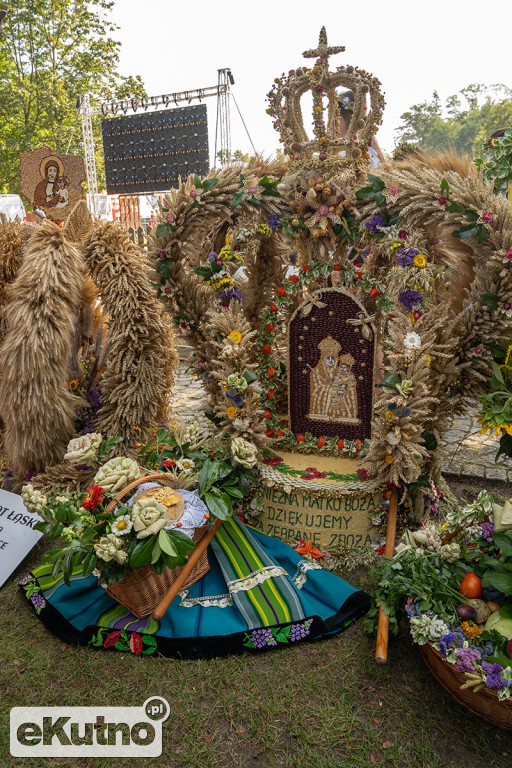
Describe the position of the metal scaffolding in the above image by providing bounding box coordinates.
[79,93,99,216]
[79,78,232,211]
[216,69,232,166]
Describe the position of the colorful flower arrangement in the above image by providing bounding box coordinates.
[26,424,258,587]
[366,491,512,701]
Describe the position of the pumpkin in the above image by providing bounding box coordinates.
[459,572,483,599]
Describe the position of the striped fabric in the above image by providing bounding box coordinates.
[210,516,305,629]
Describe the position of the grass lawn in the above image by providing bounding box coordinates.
[2,489,512,768]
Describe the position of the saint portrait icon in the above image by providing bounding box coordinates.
[19,146,86,223]
[307,336,360,425]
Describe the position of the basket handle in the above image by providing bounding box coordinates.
[104,472,174,513]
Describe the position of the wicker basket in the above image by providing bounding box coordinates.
[104,472,211,618]
[421,642,512,729]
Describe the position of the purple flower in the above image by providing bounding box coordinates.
[249,628,277,649]
[396,251,414,267]
[479,521,495,542]
[290,619,313,642]
[406,602,422,618]
[482,661,508,690]
[399,290,423,311]
[438,631,465,657]
[207,251,218,261]
[455,647,481,673]
[365,212,385,233]
[30,593,46,613]
[267,214,281,231]
[219,287,242,304]
[19,574,31,586]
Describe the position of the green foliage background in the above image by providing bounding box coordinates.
[0,0,145,196]
[395,83,512,156]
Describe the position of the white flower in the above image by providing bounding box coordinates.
[428,618,450,640]
[233,418,250,431]
[131,497,168,539]
[21,484,47,514]
[93,457,140,493]
[230,437,258,468]
[110,514,133,537]
[64,433,103,465]
[175,457,195,472]
[404,332,421,350]
[94,533,127,563]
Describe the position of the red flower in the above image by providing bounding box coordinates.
[438,197,447,205]
[356,468,369,481]
[369,287,379,297]
[262,345,272,355]
[265,428,274,437]
[290,275,299,284]
[82,485,104,511]
[317,436,326,448]
[162,459,176,468]
[295,540,324,559]
[296,434,306,444]
[129,632,143,654]
[333,264,341,271]
[267,367,276,377]
[302,265,310,272]
[275,429,284,438]
[264,409,272,419]
[336,439,344,450]
[267,389,275,399]
[265,324,274,332]
[398,230,408,239]
[376,546,385,556]
[103,631,121,648]
[277,286,287,297]
[270,302,278,313]
[356,271,364,280]
[355,439,363,451]
[482,212,493,223]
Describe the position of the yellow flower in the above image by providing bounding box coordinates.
[384,454,394,465]
[408,312,416,325]
[228,330,242,344]
[424,353,431,368]
[389,241,401,252]
[225,234,231,246]
[460,621,482,639]
[384,410,395,422]
[226,406,237,419]
[69,379,79,391]
[413,254,427,268]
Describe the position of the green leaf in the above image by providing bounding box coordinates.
[156,223,169,238]
[480,293,499,310]
[142,635,158,647]
[368,174,385,191]
[231,190,247,208]
[204,492,231,520]
[158,529,177,557]
[381,373,401,391]
[42,548,64,563]
[482,569,512,595]
[193,173,202,188]
[491,531,512,557]
[202,177,218,192]
[242,370,258,385]
[477,225,488,244]
[496,433,512,462]
[355,186,375,200]
[151,540,162,565]
[82,551,97,578]
[452,225,478,240]
[440,177,450,195]
[492,361,505,385]
[375,193,386,207]
[446,201,467,213]
[129,537,155,568]
[421,431,438,451]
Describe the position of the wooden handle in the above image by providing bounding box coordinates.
[375,488,399,665]
[152,517,223,621]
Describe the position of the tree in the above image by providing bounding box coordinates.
[0,0,146,194]
[394,84,512,157]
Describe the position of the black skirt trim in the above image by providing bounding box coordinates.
[20,575,370,659]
